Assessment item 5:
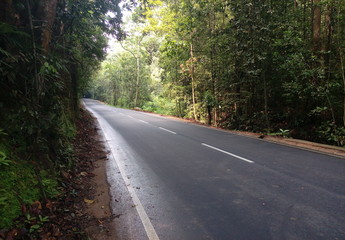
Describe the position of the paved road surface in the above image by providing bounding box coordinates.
[84,99,345,240]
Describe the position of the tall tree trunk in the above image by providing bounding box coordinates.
[26,0,39,99]
[38,0,58,53]
[312,0,322,53]
[324,2,337,124]
[263,71,270,133]
[0,0,14,24]
[209,1,216,126]
[71,63,79,116]
[303,0,307,40]
[324,3,333,79]
[119,39,141,107]
[337,2,345,127]
[340,50,345,127]
[134,55,140,107]
[190,42,197,121]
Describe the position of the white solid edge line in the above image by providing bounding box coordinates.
[159,127,177,134]
[139,120,149,124]
[202,143,254,163]
[84,104,160,240]
[108,146,160,240]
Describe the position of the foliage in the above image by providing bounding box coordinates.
[0,0,125,229]
[90,0,345,146]
[0,157,39,228]
[142,96,176,115]
[0,151,11,166]
[317,121,345,146]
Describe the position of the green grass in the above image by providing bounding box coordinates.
[0,159,39,228]
[0,147,59,229]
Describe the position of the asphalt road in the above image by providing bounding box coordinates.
[83,98,345,240]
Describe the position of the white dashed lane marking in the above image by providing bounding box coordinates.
[202,143,254,163]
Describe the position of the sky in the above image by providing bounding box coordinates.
[106,5,133,55]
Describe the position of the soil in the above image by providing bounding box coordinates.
[70,107,118,240]
[226,130,345,158]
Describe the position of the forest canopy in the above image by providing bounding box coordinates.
[0,0,126,228]
[1,0,344,231]
[91,0,345,146]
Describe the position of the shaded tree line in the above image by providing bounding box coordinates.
[93,0,345,146]
[0,0,126,228]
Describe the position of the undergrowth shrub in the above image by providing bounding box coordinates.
[0,153,40,229]
[0,153,60,229]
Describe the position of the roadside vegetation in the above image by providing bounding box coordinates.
[90,0,345,147]
[1,0,344,236]
[0,0,125,235]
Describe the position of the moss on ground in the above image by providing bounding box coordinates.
[0,147,59,229]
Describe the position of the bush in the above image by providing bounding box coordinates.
[0,141,59,229]
[317,121,345,147]
[142,96,176,116]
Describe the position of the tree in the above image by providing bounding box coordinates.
[0,0,125,226]
[90,0,345,146]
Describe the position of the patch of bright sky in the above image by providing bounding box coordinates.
[106,3,134,55]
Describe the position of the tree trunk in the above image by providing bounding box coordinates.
[340,50,345,127]
[190,42,197,121]
[263,71,270,133]
[134,55,140,107]
[38,0,58,53]
[213,108,218,127]
[207,106,212,125]
[71,63,79,116]
[337,3,345,127]
[25,0,41,101]
[303,0,307,40]
[119,39,141,107]
[312,0,322,52]
[0,0,14,24]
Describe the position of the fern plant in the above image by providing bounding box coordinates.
[0,152,11,166]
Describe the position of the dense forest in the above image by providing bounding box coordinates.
[91,0,345,147]
[0,0,126,230]
[0,0,344,233]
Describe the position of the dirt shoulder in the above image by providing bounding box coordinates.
[227,130,345,158]
[72,107,117,239]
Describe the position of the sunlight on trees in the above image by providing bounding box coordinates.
[91,0,345,146]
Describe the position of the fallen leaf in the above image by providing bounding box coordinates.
[52,224,61,237]
[46,199,53,210]
[33,200,42,210]
[61,170,71,179]
[80,172,88,177]
[31,201,42,214]
[84,198,94,204]
[21,204,27,214]
[5,229,18,240]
